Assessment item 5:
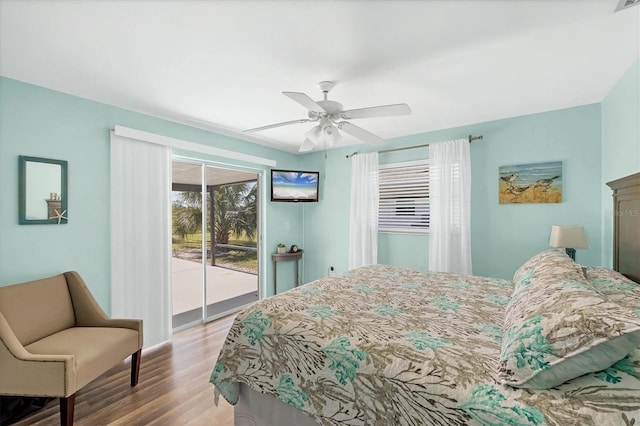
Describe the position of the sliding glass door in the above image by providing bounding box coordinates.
[171,160,260,330]
[203,164,259,320]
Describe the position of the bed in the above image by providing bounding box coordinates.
[210,173,640,425]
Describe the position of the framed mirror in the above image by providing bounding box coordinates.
[19,156,68,224]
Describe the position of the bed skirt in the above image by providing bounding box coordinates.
[234,383,318,426]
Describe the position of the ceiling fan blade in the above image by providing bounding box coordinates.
[244,118,312,133]
[283,92,326,113]
[338,122,385,146]
[340,103,411,120]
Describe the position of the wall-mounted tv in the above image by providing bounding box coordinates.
[271,169,319,202]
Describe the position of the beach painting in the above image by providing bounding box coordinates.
[499,161,562,204]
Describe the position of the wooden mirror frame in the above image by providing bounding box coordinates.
[19,156,68,225]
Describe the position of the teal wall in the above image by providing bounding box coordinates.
[300,104,603,282]
[300,137,432,281]
[470,105,602,278]
[601,59,640,268]
[0,77,303,312]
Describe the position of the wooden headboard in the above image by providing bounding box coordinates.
[607,172,640,284]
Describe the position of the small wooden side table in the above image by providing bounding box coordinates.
[271,250,303,295]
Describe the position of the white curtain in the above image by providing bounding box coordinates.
[349,152,379,269]
[429,139,472,274]
[110,132,172,348]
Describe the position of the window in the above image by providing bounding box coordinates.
[378,159,429,233]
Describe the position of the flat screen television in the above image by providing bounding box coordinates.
[271,169,319,202]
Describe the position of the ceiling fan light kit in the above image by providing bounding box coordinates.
[302,118,342,150]
[246,81,411,152]
[323,124,337,137]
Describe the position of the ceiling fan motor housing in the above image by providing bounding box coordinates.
[308,100,343,121]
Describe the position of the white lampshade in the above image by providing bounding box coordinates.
[323,124,337,137]
[321,124,341,147]
[305,125,322,144]
[298,138,315,152]
[549,225,589,249]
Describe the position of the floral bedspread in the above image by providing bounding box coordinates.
[210,265,640,425]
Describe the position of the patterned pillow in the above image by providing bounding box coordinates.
[584,266,640,315]
[512,249,582,291]
[501,251,640,389]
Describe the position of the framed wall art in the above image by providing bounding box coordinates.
[499,161,562,204]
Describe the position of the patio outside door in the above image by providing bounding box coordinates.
[171,161,259,330]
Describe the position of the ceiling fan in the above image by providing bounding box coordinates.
[244,81,411,152]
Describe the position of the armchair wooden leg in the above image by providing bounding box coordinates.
[59,394,75,426]
[131,349,142,387]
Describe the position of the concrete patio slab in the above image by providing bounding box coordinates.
[171,257,257,314]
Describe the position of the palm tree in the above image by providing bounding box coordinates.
[172,191,202,239]
[213,183,256,244]
[237,184,257,238]
[172,182,257,245]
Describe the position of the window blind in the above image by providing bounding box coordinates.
[378,159,429,233]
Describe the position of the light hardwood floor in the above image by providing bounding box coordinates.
[12,315,236,426]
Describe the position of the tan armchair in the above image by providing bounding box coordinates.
[0,271,143,426]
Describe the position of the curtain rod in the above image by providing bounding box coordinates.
[345,134,483,159]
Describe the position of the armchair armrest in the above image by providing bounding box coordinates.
[65,271,143,349]
[0,312,75,397]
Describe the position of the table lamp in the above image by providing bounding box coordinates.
[549,225,589,261]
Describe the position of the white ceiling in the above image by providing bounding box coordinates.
[1,0,638,154]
